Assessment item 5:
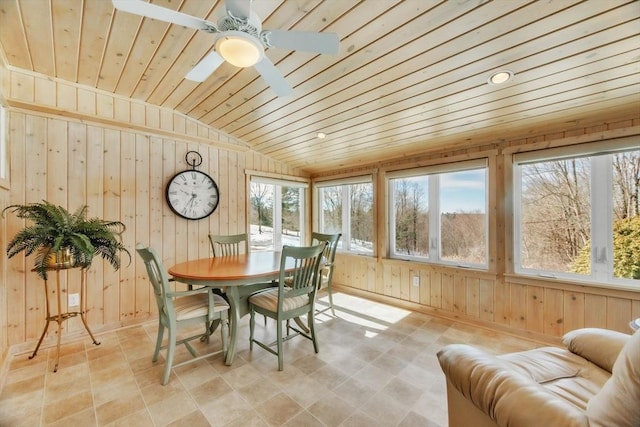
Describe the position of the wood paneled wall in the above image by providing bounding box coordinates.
[333,255,640,342]
[329,119,640,343]
[0,66,306,359]
[1,57,11,371]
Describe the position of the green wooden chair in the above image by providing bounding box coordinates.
[248,243,326,370]
[311,232,342,315]
[136,243,229,385]
[208,233,248,257]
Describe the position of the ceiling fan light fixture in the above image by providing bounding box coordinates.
[488,70,514,85]
[216,31,264,67]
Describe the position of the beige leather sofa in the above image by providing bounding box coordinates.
[437,328,640,427]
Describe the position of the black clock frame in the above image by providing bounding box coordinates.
[166,151,220,220]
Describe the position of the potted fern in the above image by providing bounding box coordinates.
[2,201,131,280]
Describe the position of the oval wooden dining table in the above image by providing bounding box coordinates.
[168,251,294,365]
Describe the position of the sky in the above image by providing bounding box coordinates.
[440,169,487,214]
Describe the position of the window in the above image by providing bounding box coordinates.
[249,176,307,251]
[388,160,488,268]
[316,176,374,254]
[514,140,639,286]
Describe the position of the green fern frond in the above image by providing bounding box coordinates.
[3,201,131,280]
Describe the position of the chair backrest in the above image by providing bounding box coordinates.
[136,243,172,319]
[311,232,341,280]
[208,233,248,257]
[277,243,326,312]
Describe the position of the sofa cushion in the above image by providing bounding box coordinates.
[499,347,581,383]
[437,344,588,427]
[562,328,629,372]
[587,330,640,427]
[499,346,609,410]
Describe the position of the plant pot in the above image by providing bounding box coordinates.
[43,247,75,269]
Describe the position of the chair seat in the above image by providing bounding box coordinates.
[174,293,229,321]
[249,288,309,312]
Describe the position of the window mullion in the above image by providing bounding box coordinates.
[513,165,523,273]
[299,189,306,245]
[342,187,351,251]
[273,185,282,249]
[430,175,439,261]
[388,180,397,255]
[591,155,613,280]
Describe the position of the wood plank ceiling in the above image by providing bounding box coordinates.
[0,0,638,174]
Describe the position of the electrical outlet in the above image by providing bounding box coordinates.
[68,293,80,307]
[412,276,420,287]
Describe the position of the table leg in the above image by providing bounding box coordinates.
[224,287,240,365]
[294,317,309,333]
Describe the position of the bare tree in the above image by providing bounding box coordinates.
[520,158,590,270]
[321,186,342,233]
[281,186,300,236]
[613,151,640,219]
[250,183,272,234]
[394,179,428,256]
[522,151,640,273]
[441,211,486,263]
[350,183,373,245]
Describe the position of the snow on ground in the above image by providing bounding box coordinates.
[249,223,373,254]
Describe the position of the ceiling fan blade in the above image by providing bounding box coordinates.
[112,0,217,32]
[262,30,340,55]
[185,51,225,82]
[225,0,252,21]
[254,57,292,97]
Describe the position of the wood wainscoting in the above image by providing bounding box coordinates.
[333,254,640,342]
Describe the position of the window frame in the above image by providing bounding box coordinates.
[387,159,489,269]
[512,137,639,288]
[314,174,375,255]
[248,173,308,251]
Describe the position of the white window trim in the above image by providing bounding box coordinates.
[387,161,489,269]
[249,174,309,188]
[512,139,638,287]
[248,173,308,250]
[314,174,372,187]
[513,136,636,164]
[386,158,487,179]
[314,174,374,255]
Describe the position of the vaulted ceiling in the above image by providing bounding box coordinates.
[0,0,638,174]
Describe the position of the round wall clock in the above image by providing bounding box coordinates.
[166,151,220,220]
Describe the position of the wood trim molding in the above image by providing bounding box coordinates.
[504,273,640,299]
[502,126,640,156]
[5,100,250,153]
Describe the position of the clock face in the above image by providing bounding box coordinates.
[166,170,220,220]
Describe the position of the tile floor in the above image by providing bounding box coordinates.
[0,291,541,427]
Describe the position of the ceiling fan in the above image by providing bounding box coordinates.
[112,0,340,96]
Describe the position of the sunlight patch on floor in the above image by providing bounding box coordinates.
[316,292,412,336]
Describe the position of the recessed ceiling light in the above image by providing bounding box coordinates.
[488,70,514,85]
[317,132,327,139]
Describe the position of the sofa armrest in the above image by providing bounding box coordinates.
[437,344,588,427]
[562,328,630,373]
